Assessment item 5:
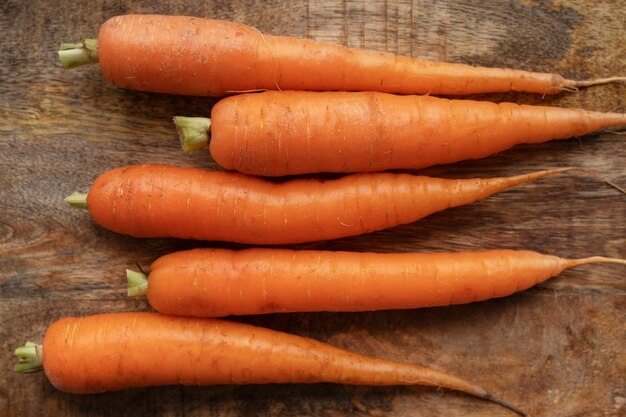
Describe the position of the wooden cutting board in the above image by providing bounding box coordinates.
[1,1,624,416]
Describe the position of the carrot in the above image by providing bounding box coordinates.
[66,165,574,245]
[14,312,524,414]
[174,91,626,176]
[58,14,624,97]
[127,248,626,317]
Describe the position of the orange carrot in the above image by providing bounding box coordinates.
[175,91,626,176]
[127,248,626,317]
[58,14,624,97]
[14,312,524,414]
[66,165,572,245]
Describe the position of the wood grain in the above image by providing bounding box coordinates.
[0,1,624,416]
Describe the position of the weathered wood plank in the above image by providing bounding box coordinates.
[0,0,624,416]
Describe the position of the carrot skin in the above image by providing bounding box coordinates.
[208,91,626,176]
[84,165,561,245]
[145,248,566,317]
[98,14,581,97]
[41,312,516,414]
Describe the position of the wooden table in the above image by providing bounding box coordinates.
[1,1,624,416]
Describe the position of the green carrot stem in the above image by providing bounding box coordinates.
[127,269,148,297]
[65,192,88,209]
[58,38,99,69]
[14,341,43,372]
[173,116,212,152]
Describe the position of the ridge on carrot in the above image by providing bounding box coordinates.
[58,14,625,97]
[14,312,525,415]
[126,248,626,317]
[174,91,626,176]
[65,165,594,245]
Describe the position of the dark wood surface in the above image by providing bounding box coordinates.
[1,1,624,416]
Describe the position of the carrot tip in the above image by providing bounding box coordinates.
[483,392,527,416]
[565,168,626,196]
[505,167,626,197]
[58,38,98,69]
[14,341,43,373]
[564,76,626,89]
[173,116,211,152]
[494,167,573,190]
[65,192,88,209]
[126,269,148,297]
[567,256,626,268]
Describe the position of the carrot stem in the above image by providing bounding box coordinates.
[58,39,99,69]
[174,116,212,151]
[14,341,43,373]
[127,269,148,297]
[65,192,88,209]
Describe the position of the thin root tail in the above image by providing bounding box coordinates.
[564,76,626,88]
[483,392,527,416]
[568,256,626,268]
